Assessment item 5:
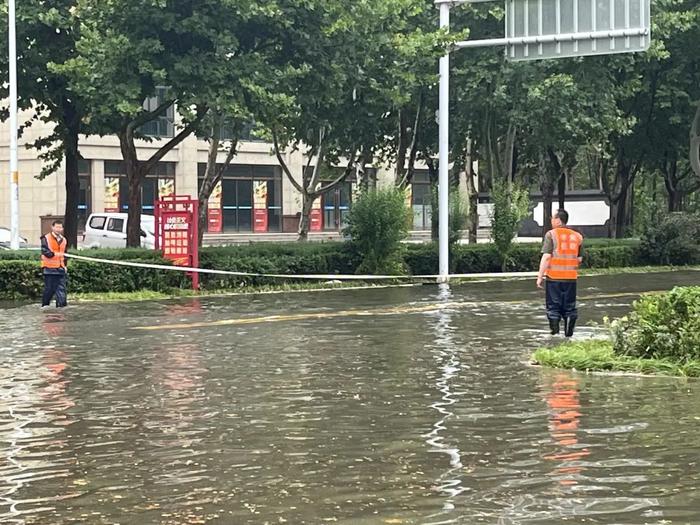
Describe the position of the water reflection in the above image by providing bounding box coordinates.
[0,315,79,524]
[541,372,590,486]
[423,284,467,524]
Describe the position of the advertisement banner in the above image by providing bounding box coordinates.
[104,177,120,212]
[253,180,268,233]
[310,195,323,232]
[207,181,223,233]
[158,178,175,199]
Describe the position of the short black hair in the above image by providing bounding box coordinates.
[52,220,64,226]
[555,209,569,225]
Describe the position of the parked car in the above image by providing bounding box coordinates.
[82,213,156,249]
[0,227,28,249]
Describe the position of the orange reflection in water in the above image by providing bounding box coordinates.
[541,373,590,486]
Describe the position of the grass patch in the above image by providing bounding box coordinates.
[533,339,700,377]
[72,281,410,303]
[579,265,700,277]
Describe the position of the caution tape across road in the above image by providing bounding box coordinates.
[63,252,539,282]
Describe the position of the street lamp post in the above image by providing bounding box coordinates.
[8,0,20,250]
[437,1,451,282]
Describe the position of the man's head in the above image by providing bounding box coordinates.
[551,209,569,229]
[51,220,64,236]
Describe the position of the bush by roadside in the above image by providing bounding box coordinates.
[639,212,700,265]
[533,286,700,377]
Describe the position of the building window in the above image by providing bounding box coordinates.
[306,165,370,231]
[198,163,282,233]
[411,171,432,231]
[103,161,176,214]
[140,87,174,138]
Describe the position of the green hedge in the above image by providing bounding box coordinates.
[0,239,667,299]
[610,286,700,362]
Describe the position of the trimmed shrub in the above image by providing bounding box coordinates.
[610,287,700,362]
[639,213,700,265]
[343,188,412,274]
[490,181,530,271]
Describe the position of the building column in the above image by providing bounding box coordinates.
[177,134,199,199]
[92,159,105,212]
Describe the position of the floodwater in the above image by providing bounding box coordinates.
[2,271,700,525]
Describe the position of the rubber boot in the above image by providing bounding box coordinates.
[549,318,560,335]
[564,318,577,338]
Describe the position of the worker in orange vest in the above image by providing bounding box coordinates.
[536,209,584,337]
[40,220,68,308]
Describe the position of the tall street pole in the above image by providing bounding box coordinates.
[8,0,20,250]
[438,1,450,282]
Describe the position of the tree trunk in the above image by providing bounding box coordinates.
[197,199,208,247]
[557,173,566,211]
[540,153,554,237]
[63,120,81,249]
[608,160,635,239]
[427,159,439,242]
[463,136,478,244]
[691,104,700,178]
[668,191,683,212]
[662,158,686,213]
[118,129,146,248]
[120,104,207,247]
[395,110,408,187]
[298,193,315,242]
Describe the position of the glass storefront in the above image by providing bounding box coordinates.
[321,182,352,231]
[198,164,283,233]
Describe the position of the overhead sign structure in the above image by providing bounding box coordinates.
[434,0,650,282]
[504,0,650,60]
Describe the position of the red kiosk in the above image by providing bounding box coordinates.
[155,195,200,290]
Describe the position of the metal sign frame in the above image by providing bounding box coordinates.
[155,195,200,290]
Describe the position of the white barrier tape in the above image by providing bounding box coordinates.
[63,252,539,282]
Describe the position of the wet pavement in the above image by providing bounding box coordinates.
[2,271,700,524]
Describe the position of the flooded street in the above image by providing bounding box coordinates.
[2,271,700,524]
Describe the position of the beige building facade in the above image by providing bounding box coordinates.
[1,108,439,244]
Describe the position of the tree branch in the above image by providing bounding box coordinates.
[272,129,305,195]
[314,148,358,197]
[142,105,208,174]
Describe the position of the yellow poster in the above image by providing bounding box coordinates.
[104,177,120,211]
[404,185,412,209]
[208,181,222,208]
[158,178,175,198]
[253,180,268,208]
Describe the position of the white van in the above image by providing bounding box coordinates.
[82,213,156,249]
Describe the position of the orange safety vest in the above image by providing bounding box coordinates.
[545,227,583,281]
[41,234,67,270]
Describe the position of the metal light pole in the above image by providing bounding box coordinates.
[8,0,20,250]
[437,1,450,282]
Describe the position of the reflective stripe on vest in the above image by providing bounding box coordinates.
[546,227,582,280]
[41,234,67,269]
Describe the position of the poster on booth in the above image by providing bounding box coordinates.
[253,181,268,233]
[310,196,323,231]
[104,177,120,212]
[162,214,191,267]
[158,179,175,199]
[207,181,222,233]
